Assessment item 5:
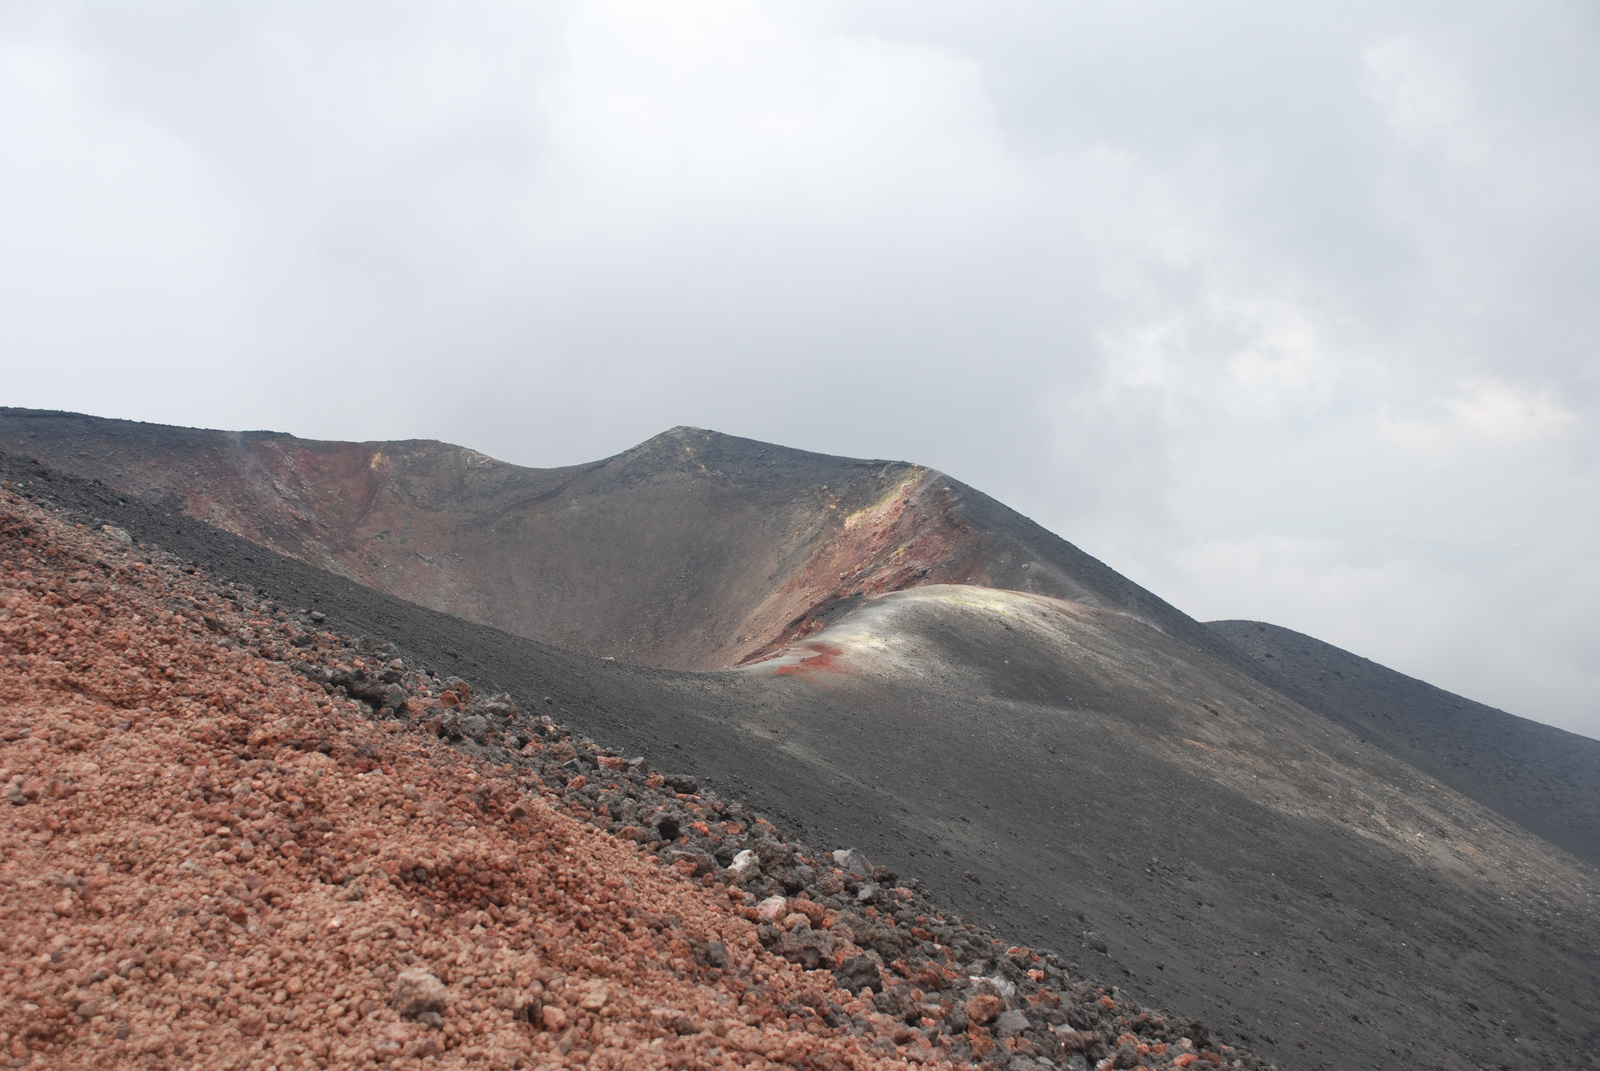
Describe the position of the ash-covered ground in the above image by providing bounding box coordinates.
[4,451,1598,1071]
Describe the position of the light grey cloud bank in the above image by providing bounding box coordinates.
[2,1,1596,735]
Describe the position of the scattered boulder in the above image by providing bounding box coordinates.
[834,953,883,995]
[874,984,917,1022]
[392,969,449,1018]
[774,922,835,970]
[994,1008,1030,1037]
[788,898,826,926]
[691,938,729,970]
[755,895,789,923]
[725,848,761,882]
[751,837,807,892]
[666,849,717,877]
[831,848,874,880]
[965,992,1004,1026]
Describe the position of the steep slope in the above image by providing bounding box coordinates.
[10,408,1595,879]
[0,409,1220,671]
[0,489,936,1071]
[1208,620,1600,869]
[5,477,1275,1071]
[8,452,1599,1071]
[710,589,1600,1071]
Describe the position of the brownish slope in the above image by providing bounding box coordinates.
[0,409,1213,671]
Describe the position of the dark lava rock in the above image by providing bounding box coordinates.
[662,774,699,794]
[834,953,883,996]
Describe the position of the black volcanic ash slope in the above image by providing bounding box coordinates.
[6,451,1600,1071]
[711,589,1600,1071]
[1209,620,1600,869]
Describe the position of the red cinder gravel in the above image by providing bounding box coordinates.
[0,492,955,1070]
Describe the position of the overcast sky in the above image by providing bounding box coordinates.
[3,1,1597,737]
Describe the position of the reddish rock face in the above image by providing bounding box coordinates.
[0,410,1204,670]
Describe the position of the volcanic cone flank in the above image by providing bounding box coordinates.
[0,486,1269,1069]
[5,413,1600,1070]
[0,410,1218,671]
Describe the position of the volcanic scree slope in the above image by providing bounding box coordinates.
[2,413,1598,1071]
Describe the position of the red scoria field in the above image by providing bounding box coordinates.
[0,484,1263,1071]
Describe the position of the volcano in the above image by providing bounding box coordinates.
[0,410,1223,671]
[2,407,1598,1071]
